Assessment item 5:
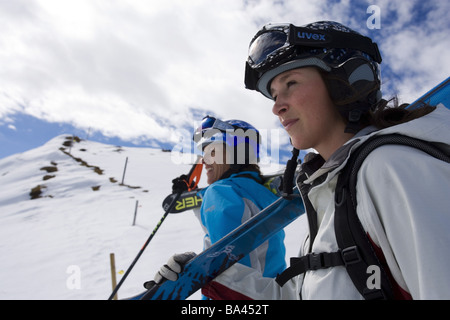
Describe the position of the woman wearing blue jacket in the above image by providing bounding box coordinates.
[151,116,287,300]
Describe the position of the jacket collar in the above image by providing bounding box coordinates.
[301,126,378,184]
[198,170,261,197]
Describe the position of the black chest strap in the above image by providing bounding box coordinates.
[275,247,361,286]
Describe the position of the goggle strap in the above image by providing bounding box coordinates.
[290,26,382,63]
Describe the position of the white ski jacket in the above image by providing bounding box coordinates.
[212,104,450,299]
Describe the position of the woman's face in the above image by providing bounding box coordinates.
[270,67,351,160]
[202,143,231,185]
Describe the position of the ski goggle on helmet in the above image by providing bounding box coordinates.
[244,21,382,100]
[193,116,261,165]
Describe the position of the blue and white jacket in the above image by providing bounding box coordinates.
[194,171,286,299]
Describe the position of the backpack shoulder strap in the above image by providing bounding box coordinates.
[334,133,450,299]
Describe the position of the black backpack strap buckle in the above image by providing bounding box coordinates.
[341,246,362,266]
[275,251,345,287]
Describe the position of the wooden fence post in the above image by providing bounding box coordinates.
[121,157,128,185]
[110,253,118,300]
[132,200,139,226]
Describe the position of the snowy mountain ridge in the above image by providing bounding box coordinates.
[0,135,305,300]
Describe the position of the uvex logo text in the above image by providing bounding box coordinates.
[297,32,326,41]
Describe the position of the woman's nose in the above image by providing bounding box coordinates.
[272,97,288,116]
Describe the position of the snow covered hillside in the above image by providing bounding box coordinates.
[0,135,307,300]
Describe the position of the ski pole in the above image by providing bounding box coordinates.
[108,157,202,300]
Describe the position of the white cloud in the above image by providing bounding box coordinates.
[372,0,450,102]
[0,0,448,150]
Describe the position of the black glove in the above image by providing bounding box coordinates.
[171,175,190,194]
[143,252,197,289]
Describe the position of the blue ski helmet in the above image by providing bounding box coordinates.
[193,116,261,165]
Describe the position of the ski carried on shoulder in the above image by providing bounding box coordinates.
[126,188,304,300]
[407,77,449,110]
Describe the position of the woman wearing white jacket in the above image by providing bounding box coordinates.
[231,20,450,299]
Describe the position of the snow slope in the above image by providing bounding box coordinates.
[0,135,307,300]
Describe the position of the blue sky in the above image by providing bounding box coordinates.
[0,113,168,159]
[1,0,449,161]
